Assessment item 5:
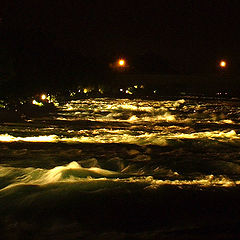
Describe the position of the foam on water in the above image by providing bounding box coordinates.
[0,161,121,190]
[1,161,240,193]
[1,98,240,239]
[0,134,58,142]
[56,98,186,123]
[0,128,239,146]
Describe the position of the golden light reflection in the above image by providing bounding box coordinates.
[169,130,238,140]
[124,175,238,188]
[0,134,58,142]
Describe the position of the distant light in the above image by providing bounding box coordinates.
[32,100,43,106]
[126,90,133,95]
[120,88,123,92]
[41,94,46,100]
[220,60,227,68]
[118,59,125,66]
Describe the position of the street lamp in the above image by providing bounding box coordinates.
[219,60,227,68]
[109,58,128,71]
[118,59,126,67]
[41,94,47,100]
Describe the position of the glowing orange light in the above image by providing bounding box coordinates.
[41,94,46,100]
[118,59,125,66]
[220,60,227,68]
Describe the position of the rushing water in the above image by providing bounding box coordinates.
[1,98,240,239]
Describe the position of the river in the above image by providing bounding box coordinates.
[1,97,240,239]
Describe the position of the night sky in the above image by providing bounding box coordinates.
[1,0,240,74]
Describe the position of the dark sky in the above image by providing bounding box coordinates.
[1,0,240,73]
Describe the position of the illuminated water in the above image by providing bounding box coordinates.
[1,98,240,239]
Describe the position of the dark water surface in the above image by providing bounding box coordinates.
[1,98,240,239]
